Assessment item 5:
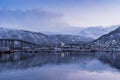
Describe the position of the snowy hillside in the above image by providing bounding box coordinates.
[92,26,120,48]
[79,25,118,39]
[0,28,55,45]
[0,27,92,45]
[49,34,93,44]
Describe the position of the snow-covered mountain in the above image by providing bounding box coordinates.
[92,26,120,48]
[0,28,55,45]
[0,27,92,45]
[49,34,93,44]
[79,25,119,39]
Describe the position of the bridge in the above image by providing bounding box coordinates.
[0,39,41,50]
[0,39,65,55]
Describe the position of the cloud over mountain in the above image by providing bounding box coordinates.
[0,9,67,32]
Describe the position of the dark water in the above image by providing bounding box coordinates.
[0,52,119,80]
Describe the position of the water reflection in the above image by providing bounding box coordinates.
[0,52,119,80]
[0,52,95,71]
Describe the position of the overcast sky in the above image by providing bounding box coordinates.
[0,0,120,32]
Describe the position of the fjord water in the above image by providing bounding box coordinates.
[0,52,119,80]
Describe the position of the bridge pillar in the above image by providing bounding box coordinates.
[4,40,7,47]
[3,40,5,47]
[10,40,14,50]
[1,40,3,47]
[0,40,3,47]
[20,41,23,50]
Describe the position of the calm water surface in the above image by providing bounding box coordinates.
[0,52,119,80]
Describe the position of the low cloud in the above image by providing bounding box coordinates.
[0,8,68,32]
